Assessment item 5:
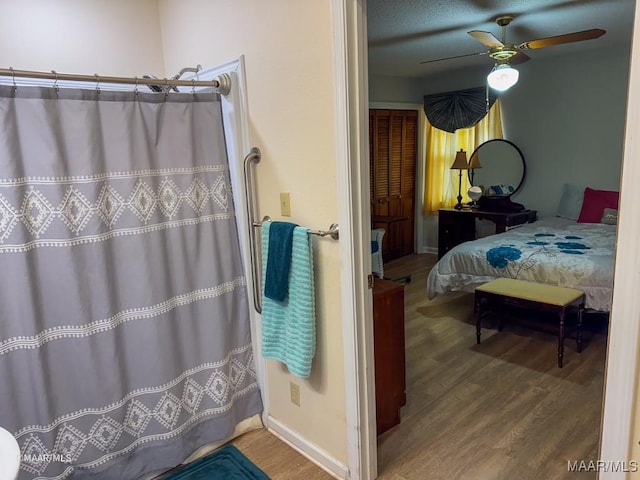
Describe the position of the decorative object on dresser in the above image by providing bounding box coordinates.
[468,185,483,207]
[450,149,470,210]
[438,208,537,259]
[468,138,526,213]
[372,277,406,435]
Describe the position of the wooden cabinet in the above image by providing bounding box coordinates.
[438,208,537,258]
[369,109,417,261]
[373,277,406,435]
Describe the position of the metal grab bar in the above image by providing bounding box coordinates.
[242,147,340,314]
[243,147,263,313]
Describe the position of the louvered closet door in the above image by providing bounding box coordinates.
[369,109,417,261]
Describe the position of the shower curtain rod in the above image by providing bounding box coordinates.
[0,67,231,94]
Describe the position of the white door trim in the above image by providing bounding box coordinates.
[331,0,376,478]
[599,2,640,476]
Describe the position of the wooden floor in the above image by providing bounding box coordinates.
[377,253,608,480]
[230,253,608,480]
[230,428,335,479]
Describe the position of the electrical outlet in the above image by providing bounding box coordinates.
[290,381,301,406]
[280,192,291,216]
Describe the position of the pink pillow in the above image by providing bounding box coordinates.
[577,187,619,223]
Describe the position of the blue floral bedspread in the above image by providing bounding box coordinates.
[427,217,615,311]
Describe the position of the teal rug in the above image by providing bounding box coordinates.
[162,445,270,479]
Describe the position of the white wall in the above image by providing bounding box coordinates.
[0,0,165,77]
[369,74,423,103]
[158,0,347,466]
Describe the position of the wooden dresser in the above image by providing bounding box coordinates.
[373,277,406,435]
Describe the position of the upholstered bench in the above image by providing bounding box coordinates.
[474,278,585,368]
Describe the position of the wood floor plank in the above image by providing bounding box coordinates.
[231,428,336,479]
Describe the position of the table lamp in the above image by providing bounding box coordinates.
[450,149,470,210]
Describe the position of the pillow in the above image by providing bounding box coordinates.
[556,183,585,221]
[601,208,618,225]
[577,187,620,223]
[487,184,515,196]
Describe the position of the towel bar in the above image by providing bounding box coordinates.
[254,216,339,240]
[242,147,339,313]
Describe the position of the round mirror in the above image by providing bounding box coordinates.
[468,139,526,196]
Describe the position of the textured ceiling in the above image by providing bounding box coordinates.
[367,0,636,78]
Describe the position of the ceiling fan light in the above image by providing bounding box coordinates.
[487,64,519,91]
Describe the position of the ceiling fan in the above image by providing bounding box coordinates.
[421,15,606,91]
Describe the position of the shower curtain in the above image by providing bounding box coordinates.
[0,85,262,479]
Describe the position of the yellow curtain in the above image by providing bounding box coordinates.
[423,99,503,215]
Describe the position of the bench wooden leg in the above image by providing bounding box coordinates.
[498,309,505,332]
[577,303,584,353]
[558,309,565,368]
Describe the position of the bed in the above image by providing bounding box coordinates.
[427,217,616,312]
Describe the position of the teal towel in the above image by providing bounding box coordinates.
[261,222,316,378]
[264,221,297,302]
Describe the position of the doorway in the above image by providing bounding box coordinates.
[338,1,640,479]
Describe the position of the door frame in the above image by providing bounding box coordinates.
[336,1,640,479]
[331,0,377,478]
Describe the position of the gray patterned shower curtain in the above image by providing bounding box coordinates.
[0,85,262,479]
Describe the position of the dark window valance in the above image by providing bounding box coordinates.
[423,86,497,133]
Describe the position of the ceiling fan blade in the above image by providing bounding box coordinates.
[509,51,531,65]
[519,28,606,50]
[420,51,487,65]
[468,30,504,48]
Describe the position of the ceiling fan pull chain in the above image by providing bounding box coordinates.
[485,84,490,113]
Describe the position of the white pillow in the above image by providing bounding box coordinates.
[556,183,585,221]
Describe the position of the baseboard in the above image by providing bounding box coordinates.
[421,246,438,255]
[267,416,349,479]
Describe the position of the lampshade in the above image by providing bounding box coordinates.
[487,64,519,91]
[468,152,481,169]
[450,149,469,170]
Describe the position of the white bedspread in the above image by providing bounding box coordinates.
[427,217,616,311]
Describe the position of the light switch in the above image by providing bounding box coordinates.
[280,192,291,216]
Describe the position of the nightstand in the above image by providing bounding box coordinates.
[438,208,537,259]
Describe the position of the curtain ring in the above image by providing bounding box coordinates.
[134,76,139,96]
[94,73,101,94]
[191,79,196,95]
[9,67,16,90]
[164,78,170,99]
[51,70,59,95]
